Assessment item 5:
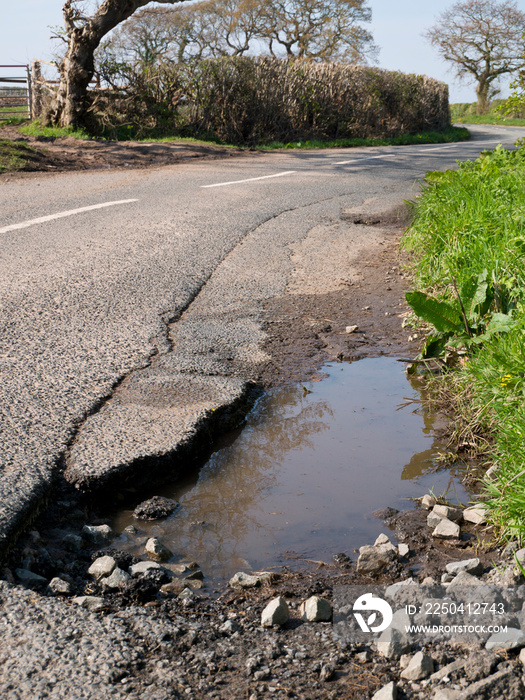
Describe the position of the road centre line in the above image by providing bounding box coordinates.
[0,199,139,234]
[334,139,507,166]
[201,171,296,188]
[334,154,396,165]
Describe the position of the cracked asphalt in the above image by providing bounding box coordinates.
[0,124,521,554]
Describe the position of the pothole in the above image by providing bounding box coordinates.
[105,357,471,584]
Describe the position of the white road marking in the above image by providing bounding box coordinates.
[334,139,508,166]
[0,199,138,234]
[334,154,396,165]
[201,171,296,188]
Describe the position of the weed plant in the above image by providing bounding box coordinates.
[402,144,525,541]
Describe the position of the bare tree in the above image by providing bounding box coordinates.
[425,0,525,114]
[49,0,187,127]
[257,0,376,61]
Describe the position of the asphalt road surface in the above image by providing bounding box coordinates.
[0,124,521,552]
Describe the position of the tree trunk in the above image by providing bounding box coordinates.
[51,31,98,127]
[476,80,490,115]
[49,1,182,128]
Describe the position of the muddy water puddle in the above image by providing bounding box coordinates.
[111,357,470,583]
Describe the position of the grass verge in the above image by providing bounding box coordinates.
[402,143,525,542]
[0,138,38,173]
[451,101,525,127]
[256,126,470,150]
[18,120,470,150]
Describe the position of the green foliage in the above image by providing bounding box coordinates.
[0,138,38,172]
[402,141,525,540]
[451,100,525,125]
[19,121,91,140]
[405,270,517,360]
[258,127,469,150]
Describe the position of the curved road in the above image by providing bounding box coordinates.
[0,124,520,550]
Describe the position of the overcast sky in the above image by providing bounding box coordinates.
[2,0,523,103]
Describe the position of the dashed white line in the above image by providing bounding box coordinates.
[201,171,296,188]
[334,154,396,165]
[334,139,509,166]
[0,199,139,234]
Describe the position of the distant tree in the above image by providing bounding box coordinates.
[102,0,376,65]
[102,6,194,65]
[257,0,377,62]
[425,0,525,114]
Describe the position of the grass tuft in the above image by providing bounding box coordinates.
[0,138,37,173]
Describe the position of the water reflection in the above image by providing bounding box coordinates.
[111,357,470,581]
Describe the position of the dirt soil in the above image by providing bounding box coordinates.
[0,122,250,176]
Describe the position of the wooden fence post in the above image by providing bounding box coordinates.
[26,65,33,119]
[30,61,43,118]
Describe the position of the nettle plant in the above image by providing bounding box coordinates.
[406,269,521,362]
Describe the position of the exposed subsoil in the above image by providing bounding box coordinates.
[258,216,413,388]
[1,129,518,699]
[0,122,251,178]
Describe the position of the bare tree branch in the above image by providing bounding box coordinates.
[424,0,525,113]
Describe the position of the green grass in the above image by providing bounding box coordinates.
[454,114,525,127]
[253,126,470,150]
[0,138,38,172]
[18,119,469,150]
[19,120,92,140]
[451,101,525,127]
[402,143,525,542]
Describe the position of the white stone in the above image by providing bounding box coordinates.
[72,596,107,612]
[433,504,463,523]
[129,560,161,576]
[374,533,391,546]
[145,537,172,562]
[445,558,483,577]
[398,543,410,557]
[261,597,290,627]
[432,518,460,539]
[376,627,410,659]
[102,567,131,589]
[462,505,487,525]
[88,556,116,579]
[446,571,483,587]
[485,627,525,651]
[48,577,71,595]
[430,659,464,682]
[82,524,113,544]
[372,681,397,700]
[345,325,358,333]
[400,651,434,680]
[229,571,272,589]
[519,647,525,666]
[299,596,332,622]
[163,563,190,575]
[357,544,397,575]
[427,512,444,528]
[385,578,418,597]
[421,494,436,510]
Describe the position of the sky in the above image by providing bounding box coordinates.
[2,0,524,103]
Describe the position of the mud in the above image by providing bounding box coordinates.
[0,122,251,176]
[258,214,413,388]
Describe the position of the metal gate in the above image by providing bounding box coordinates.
[0,65,32,120]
